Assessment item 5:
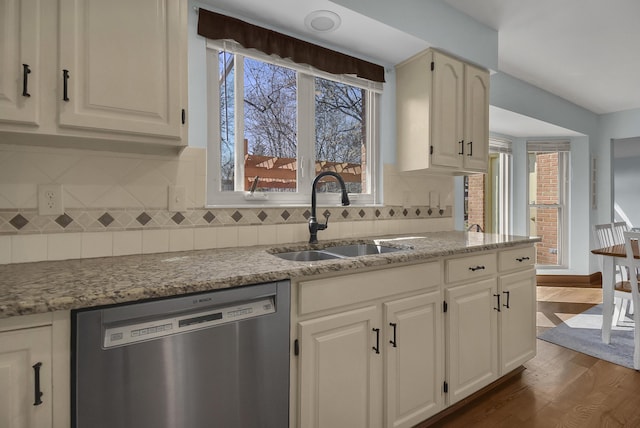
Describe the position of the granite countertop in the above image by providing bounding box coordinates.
[0,231,540,319]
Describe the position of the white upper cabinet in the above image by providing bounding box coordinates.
[463,64,490,172]
[0,0,40,125]
[431,52,465,169]
[0,0,187,152]
[58,0,183,139]
[396,48,490,174]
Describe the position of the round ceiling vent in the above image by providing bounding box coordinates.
[304,10,342,33]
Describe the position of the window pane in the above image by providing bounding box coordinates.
[314,77,366,193]
[530,207,560,265]
[219,51,235,191]
[528,152,559,205]
[243,58,297,192]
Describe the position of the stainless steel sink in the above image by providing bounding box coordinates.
[272,243,405,261]
[323,243,403,257]
[273,250,341,262]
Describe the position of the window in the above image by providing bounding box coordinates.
[206,41,381,206]
[527,141,570,268]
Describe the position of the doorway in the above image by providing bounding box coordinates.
[464,140,512,234]
[613,137,640,228]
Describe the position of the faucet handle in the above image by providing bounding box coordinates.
[318,211,331,230]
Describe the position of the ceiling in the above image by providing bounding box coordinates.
[200,0,640,137]
[445,0,640,115]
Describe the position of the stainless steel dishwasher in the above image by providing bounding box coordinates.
[72,280,290,428]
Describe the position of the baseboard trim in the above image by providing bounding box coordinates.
[415,366,526,427]
[536,272,602,288]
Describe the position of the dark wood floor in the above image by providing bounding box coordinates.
[429,286,640,428]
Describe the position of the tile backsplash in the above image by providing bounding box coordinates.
[0,144,206,210]
[0,144,453,264]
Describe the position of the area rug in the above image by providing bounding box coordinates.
[538,304,636,370]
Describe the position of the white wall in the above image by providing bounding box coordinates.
[330,0,499,71]
[487,73,600,275]
[613,137,640,227]
[596,109,640,224]
[613,153,640,228]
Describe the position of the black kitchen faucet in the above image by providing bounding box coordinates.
[308,171,350,244]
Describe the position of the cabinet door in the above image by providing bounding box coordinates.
[431,51,464,169]
[58,0,183,140]
[298,306,382,428]
[0,0,39,125]
[463,64,489,172]
[445,278,498,405]
[384,291,443,428]
[0,326,52,428]
[499,269,537,373]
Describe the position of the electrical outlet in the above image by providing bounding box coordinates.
[38,184,64,215]
[168,185,187,212]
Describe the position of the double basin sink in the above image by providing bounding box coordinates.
[273,243,405,262]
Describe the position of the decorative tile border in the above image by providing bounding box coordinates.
[0,205,452,235]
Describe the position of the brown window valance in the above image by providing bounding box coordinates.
[197,8,385,83]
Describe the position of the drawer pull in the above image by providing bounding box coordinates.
[372,328,380,354]
[389,322,397,348]
[516,256,530,262]
[62,69,70,101]
[22,64,31,97]
[32,362,43,406]
[503,291,511,309]
[493,293,501,312]
[468,265,485,272]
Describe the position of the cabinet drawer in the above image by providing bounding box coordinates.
[446,253,496,283]
[298,262,440,316]
[499,246,536,272]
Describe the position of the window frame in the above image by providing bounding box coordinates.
[205,40,381,207]
[526,141,570,269]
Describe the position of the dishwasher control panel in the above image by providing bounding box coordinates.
[103,297,275,348]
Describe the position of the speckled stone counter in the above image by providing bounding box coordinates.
[0,231,539,319]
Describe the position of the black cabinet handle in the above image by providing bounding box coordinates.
[372,328,380,354]
[63,69,70,101]
[468,265,485,272]
[493,293,501,312]
[22,64,31,97]
[467,141,473,156]
[516,256,530,262]
[32,362,43,406]
[503,291,511,309]
[458,140,464,155]
[389,322,397,348]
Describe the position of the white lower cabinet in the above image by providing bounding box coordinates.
[0,326,52,428]
[445,277,499,405]
[499,268,537,374]
[444,246,537,406]
[384,291,443,428]
[299,305,383,428]
[295,263,444,428]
